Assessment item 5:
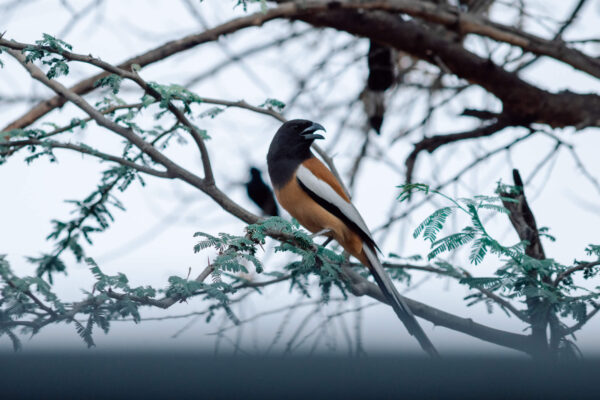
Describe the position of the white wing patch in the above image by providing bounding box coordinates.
[296,164,374,243]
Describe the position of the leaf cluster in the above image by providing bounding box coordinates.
[400,183,600,329]
[94,74,123,94]
[234,0,267,12]
[22,33,72,79]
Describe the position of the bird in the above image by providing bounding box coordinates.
[267,119,438,357]
[246,167,279,217]
[367,40,395,92]
[361,40,396,134]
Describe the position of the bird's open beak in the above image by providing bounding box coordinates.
[301,122,326,140]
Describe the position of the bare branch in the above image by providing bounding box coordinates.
[553,261,600,287]
[0,138,173,178]
[198,97,286,122]
[405,118,515,183]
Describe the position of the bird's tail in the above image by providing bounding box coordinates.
[363,244,439,358]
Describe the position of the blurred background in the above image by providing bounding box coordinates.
[0,0,599,356]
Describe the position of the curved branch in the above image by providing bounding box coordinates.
[554,260,600,287]
[5,49,192,175]
[2,40,214,184]
[378,262,529,322]
[272,0,600,78]
[295,6,600,129]
[3,1,600,133]
[0,138,173,178]
[405,118,514,183]
[341,266,534,354]
[1,5,299,132]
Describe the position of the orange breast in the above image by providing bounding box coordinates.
[275,169,366,264]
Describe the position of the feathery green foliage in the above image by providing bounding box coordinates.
[235,0,267,12]
[2,29,599,356]
[195,217,348,302]
[398,183,514,263]
[259,98,286,111]
[398,183,600,355]
[2,38,219,282]
[147,82,204,114]
[94,74,123,94]
[22,34,72,79]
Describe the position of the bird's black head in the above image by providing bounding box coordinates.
[249,167,261,178]
[267,119,326,188]
[284,119,326,141]
[268,119,325,159]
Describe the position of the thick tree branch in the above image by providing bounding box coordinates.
[499,168,549,353]
[269,0,600,78]
[3,1,599,142]
[293,6,600,129]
